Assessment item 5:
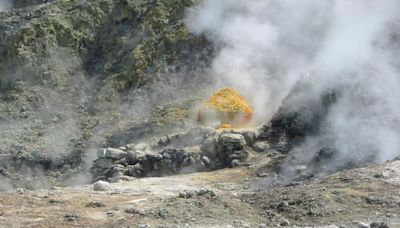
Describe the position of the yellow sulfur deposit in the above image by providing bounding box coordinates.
[206,88,253,118]
[198,88,253,126]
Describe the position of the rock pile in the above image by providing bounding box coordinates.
[91,127,260,182]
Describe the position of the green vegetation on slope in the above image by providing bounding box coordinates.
[0,0,213,189]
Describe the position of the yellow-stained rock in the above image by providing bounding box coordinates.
[198,88,253,127]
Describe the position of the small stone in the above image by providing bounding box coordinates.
[162,152,171,159]
[48,199,63,204]
[230,159,240,167]
[257,173,267,177]
[64,213,79,222]
[370,222,389,228]
[157,136,170,146]
[185,191,195,198]
[125,207,146,215]
[373,172,387,178]
[201,156,211,166]
[178,191,186,198]
[93,180,110,191]
[137,224,151,228]
[280,219,290,226]
[16,188,25,194]
[259,224,267,228]
[49,186,60,190]
[86,201,106,208]
[277,201,289,212]
[253,142,267,152]
[358,222,370,228]
[197,188,208,196]
[157,208,168,218]
[233,220,243,227]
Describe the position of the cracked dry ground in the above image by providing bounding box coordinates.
[0,153,399,227]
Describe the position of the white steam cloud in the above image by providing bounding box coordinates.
[186,0,400,166]
[0,0,12,12]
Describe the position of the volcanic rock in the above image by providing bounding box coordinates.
[370,223,389,228]
[201,137,218,154]
[104,148,127,160]
[357,222,370,228]
[219,133,247,150]
[231,159,240,167]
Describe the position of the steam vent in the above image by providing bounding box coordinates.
[198,87,253,127]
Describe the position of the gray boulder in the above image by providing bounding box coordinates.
[128,163,144,177]
[104,148,127,160]
[93,180,110,191]
[231,130,257,146]
[201,137,218,154]
[126,150,146,165]
[219,133,247,151]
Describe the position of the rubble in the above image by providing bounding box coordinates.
[90,127,264,182]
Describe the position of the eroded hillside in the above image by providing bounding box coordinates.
[0,0,213,189]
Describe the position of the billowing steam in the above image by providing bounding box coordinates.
[186,0,400,168]
[0,0,12,11]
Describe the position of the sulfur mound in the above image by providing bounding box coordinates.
[198,88,253,127]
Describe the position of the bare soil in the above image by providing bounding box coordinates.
[0,153,399,227]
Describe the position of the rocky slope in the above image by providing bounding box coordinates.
[0,0,213,189]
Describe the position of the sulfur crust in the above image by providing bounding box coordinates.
[205,87,253,118]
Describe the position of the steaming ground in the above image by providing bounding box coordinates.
[186,0,400,173]
[0,1,12,12]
